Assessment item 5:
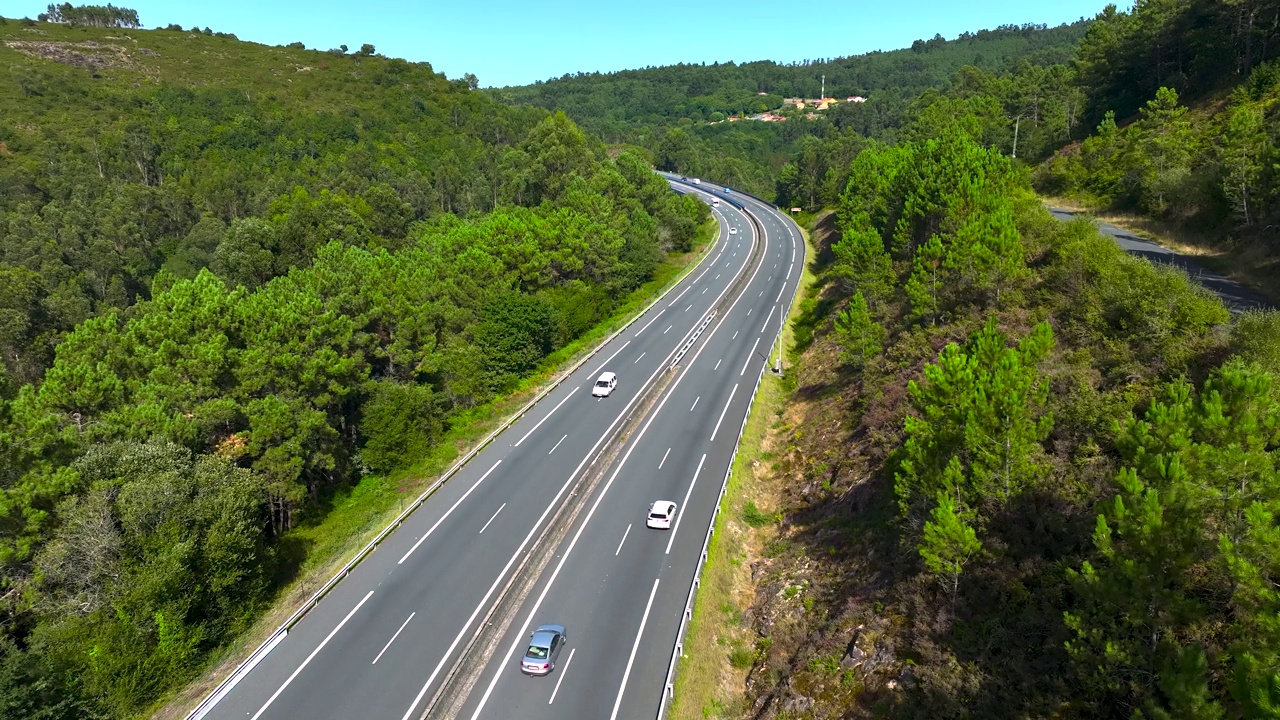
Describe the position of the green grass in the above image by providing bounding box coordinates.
[669,222,817,720]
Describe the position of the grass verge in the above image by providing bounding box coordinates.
[668,220,817,720]
[153,218,719,720]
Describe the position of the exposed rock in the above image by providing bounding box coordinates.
[4,40,137,71]
[840,644,866,668]
[782,693,814,713]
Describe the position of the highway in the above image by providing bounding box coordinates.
[199,177,802,720]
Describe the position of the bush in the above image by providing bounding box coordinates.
[358,381,441,474]
[1230,310,1280,376]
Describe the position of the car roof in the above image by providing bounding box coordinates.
[533,623,565,636]
[650,500,676,513]
[597,372,616,382]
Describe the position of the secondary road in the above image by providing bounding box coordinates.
[1049,207,1272,311]
[200,178,803,720]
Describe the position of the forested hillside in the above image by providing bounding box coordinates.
[670,2,1280,719]
[494,22,1089,197]
[0,13,705,718]
[1034,0,1280,296]
[678,94,1280,720]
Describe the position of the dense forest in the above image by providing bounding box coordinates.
[496,22,1090,198]
[670,1,1280,719]
[1036,0,1280,281]
[0,11,705,718]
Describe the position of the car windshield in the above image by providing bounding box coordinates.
[526,644,549,659]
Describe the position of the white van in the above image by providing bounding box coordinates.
[592,372,617,398]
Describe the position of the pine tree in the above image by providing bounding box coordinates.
[919,469,982,605]
[834,291,885,369]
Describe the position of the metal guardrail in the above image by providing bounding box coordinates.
[655,199,804,720]
[183,191,727,720]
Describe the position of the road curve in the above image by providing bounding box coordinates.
[199,177,802,720]
[1049,207,1272,312]
[449,178,802,720]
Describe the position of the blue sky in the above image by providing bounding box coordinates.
[13,1,1114,87]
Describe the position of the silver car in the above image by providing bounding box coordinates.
[520,624,566,676]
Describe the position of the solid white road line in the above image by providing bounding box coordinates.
[514,388,578,447]
[615,524,631,556]
[741,337,761,376]
[590,340,632,377]
[709,384,739,443]
[608,579,661,720]
[250,590,374,720]
[659,447,671,469]
[634,351,646,364]
[549,648,576,704]
[548,434,567,455]
[372,612,415,665]
[666,455,706,554]
[633,309,665,337]
[478,503,506,534]
[690,396,700,412]
[398,461,501,564]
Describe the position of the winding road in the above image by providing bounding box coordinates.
[195,177,803,720]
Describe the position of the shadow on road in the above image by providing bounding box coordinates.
[1048,208,1272,312]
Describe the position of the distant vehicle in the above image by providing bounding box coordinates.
[680,176,687,181]
[691,178,701,185]
[592,371,617,398]
[723,187,731,194]
[521,624,566,675]
[729,227,738,235]
[647,500,677,529]
[712,198,720,207]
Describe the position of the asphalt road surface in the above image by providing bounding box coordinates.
[1049,207,1272,311]
[201,177,803,720]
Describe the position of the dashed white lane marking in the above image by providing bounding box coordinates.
[398,460,501,564]
[634,351,646,364]
[615,524,631,556]
[666,454,707,555]
[479,503,506,534]
[590,340,631,377]
[709,383,739,443]
[741,337,761,376]
[685,304,693,312]
[608,579,661,720]
[664,325,672,334]
[634,309,665,337]
[372,612,415,665]
[659,447,671,469]
[667,285,691,308]
[250,590,374,720]
[515,388,578,447]
[549,648,576,704]
[690,396,700,412]
[548,434,567,455]
[714,358,722,370]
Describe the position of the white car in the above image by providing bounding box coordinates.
[728,227,737,235]
[592,371,617,398]
[647,500,677,529]
[691,178,701,185]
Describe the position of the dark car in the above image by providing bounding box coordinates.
[520,624,566,676]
